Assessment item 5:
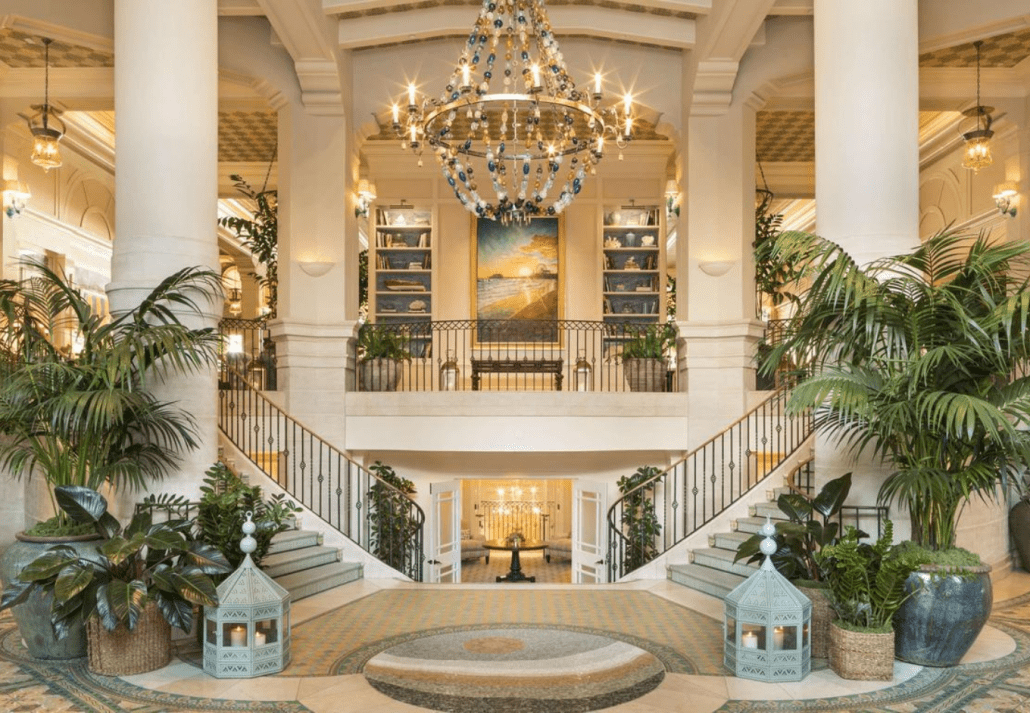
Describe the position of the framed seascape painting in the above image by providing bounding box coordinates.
[472,216,563,343]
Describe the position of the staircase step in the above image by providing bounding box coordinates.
[267,529,322,555]
[275,561,363,601]
[668,563,746,599]
[261,545,341,578]
[771,486,792,499]
[691,547,760,577]
[711,531,751,551]
[752,501,786,519]
[735,516,786,534]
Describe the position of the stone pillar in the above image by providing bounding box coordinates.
[812,0,919,539]
[814,0,920,264]
[109,0,219,501]
[678,57,763,446]
[270,94,355,446]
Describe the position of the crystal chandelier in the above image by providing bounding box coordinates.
[392,0,633,224]
[960,40,993,173]
[27,38,65,172]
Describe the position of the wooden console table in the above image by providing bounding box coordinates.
[470,358,564,391]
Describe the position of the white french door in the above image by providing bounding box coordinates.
[428,480,461,583]
[572,480,607,584]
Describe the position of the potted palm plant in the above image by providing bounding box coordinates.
[763,228,1030,666]
[357,324,411,391]
[0,260,220,660]
[2,485,231,675]
[620,323,676,392]
[616,466,663,571]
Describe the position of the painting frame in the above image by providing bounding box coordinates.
[471,215,564,345]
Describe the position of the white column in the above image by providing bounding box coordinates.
[814,0,920,264]
[270,95,355,447]
[110,0,219,500]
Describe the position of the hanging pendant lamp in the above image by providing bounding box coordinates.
[960,40,993,173]
[27,38,66,172]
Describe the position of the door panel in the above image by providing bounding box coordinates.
[572,480,607,584]
[429,481,461,583]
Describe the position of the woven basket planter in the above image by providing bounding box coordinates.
[829,622,894,681]
[797,585,836,659]
[87,601,171,676]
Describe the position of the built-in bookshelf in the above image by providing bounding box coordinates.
[371,205,433,356]
[601,205,663,325]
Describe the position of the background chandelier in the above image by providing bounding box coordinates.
[960,40,993,173]
[393,0,633,224]
[28,38,65,172]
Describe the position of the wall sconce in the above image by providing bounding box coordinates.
[2,180,31,217]
[355,179,377,218]
[993,182,1018,217]
[297,260,335,277]
[699,260,735,277]
[664,179,680,218]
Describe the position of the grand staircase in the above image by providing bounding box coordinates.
[265,528,363,601]
[666,481,796,598]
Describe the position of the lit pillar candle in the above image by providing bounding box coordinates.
[255,631,267,646]
[230,625,246,647]
[773,626,785,650]
[741,631,758,649]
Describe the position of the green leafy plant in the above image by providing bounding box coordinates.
[0,261,220,531]
[357,325,412,362]
[762,229,1030,551]
[366,461,419,575]
[814,520,921,631]
[1,485,231,638]
[621,323,676,360]
[617,466,663,571]
[753,189,800,308]
[735,472,852,583]
[219,175,277,318]
[195,462,300,571]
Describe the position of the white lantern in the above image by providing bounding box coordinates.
[204,513,291,678]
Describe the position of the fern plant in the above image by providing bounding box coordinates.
[814,521,920,631]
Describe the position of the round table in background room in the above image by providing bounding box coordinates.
[482,539,548,583]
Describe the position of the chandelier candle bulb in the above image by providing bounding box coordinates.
[408,83,417,109]
[462,64,471,89]
[392,103,400,126]
[594,72,603,96]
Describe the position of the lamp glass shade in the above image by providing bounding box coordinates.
[31,129,62,171]
[962,135,992,172]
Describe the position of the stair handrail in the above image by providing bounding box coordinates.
[606,386,812,581]
[217,366,425,581]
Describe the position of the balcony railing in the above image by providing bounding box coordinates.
[356,319,679,393]
[220,317,276,390]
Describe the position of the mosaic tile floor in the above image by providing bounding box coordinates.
[0,575,1027,713]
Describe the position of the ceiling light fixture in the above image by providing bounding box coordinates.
[392,0,634,225]
[28,38,65,172]
[960,40,993,173]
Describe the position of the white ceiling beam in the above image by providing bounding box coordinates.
[255,0,344,111]
[324,0,711,17]
[218,0,265,16]
[338,6,696,49]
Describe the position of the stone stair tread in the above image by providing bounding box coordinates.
[692,547,758,567]
[736,515,787,533]
[261,545,340,577]
[714,531,750,545]
[267,529,321,554]
[274,561,363,601]
[668,563,746,597]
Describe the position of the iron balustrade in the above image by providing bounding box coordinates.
[606,387,813,581]
[219,317,277,390]
[218,367,425,581]
[356,319,679,392]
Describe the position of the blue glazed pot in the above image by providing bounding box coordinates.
[893,564,992,667]
[0,532,103,660]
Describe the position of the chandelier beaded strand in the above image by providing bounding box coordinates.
[393,0,633,224]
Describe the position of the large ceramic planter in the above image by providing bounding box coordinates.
[797,584,836,659]
[829,622,894,681]
[360,358,402,392]
[624,358,665,392]
[0,531,103,660]
[1011,500,1030,571]
[893,564,992,667]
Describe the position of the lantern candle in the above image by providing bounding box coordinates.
[230,625,246,647]
[255,631,267,646]
[773,626,784,650]
[741,631,758,649]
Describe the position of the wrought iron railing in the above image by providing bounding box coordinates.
[356,319,678,392]
[785,460,888,540]
[218,367,425,580]
[219,317,277,390]
[606,387,812,581]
